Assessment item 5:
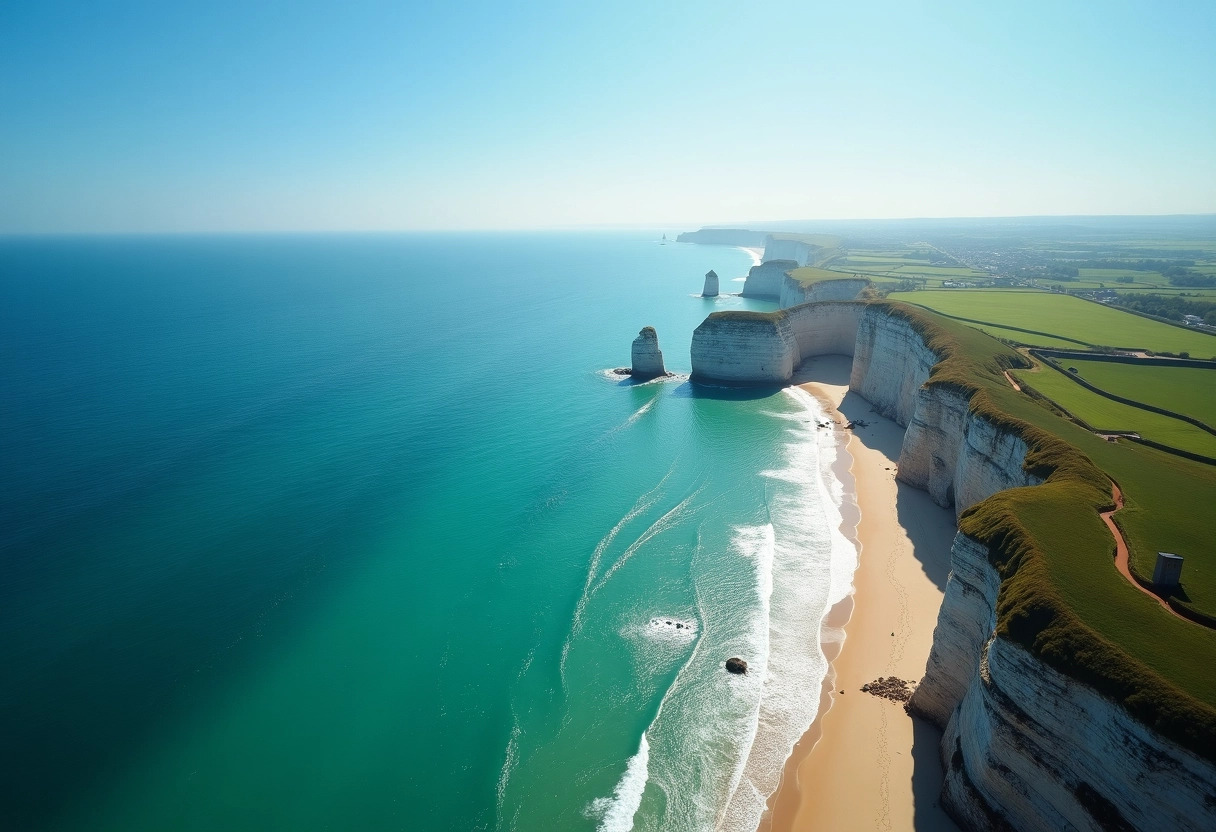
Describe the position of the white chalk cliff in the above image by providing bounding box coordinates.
[760,234,822,266]
[630,326,667,379]
[702,270,719,297]
[741,260,799,300]
[779,273,870,309]
[689,301,1216,831]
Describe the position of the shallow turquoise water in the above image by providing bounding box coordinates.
[0,232,852,831]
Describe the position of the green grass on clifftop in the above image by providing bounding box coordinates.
[891,290,1216,355]
[788,266,868,287]
[1012,364,1216,458]
[873,301,1216,760]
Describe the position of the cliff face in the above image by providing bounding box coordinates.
[702,270,719,297]
[849,308,1041,516]
[689,315,798,383]
[762,235,816,265]
[741,260,799,300]
[779,275,868,308]
[675,228,768,247]
[915,534,1216,832]
[690,300,1216,830]
[690,302,864,384]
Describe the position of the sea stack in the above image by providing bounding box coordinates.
[630,326,667,379]
[702,269,719,297]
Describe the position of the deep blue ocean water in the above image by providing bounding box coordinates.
[0,232,853,831]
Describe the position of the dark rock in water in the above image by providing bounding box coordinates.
[725,657,748,675]
[612,367,632,376]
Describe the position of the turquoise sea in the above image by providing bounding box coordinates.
[0,233,855,831]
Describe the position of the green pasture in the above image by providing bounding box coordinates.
[789,266,867,286]
[1012,364,1216,458]
[960,322,1091,349]
[864,302,1216,730]
[1078,268,1171,285]
[1058,358,1216,428]
[890,289,1216,354]
[992,373,1216,633]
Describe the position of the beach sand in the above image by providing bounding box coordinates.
[759,355,960,832]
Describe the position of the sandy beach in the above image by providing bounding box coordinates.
[759,355,960,832]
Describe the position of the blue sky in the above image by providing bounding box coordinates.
[2,0,1214,232]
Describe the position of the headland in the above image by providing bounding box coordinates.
[676,226,1216,830]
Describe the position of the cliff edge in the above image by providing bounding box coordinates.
[690,300,1216,831]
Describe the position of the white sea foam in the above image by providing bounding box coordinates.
[715,390,858,831]
[737,246,763,267]
[623,398,656,428]
[495,646,538,831]
[571,391,856,832]
[592,487,704,595]
[586,733,651,832]
[561,466,676,681]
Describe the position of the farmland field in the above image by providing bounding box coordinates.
[956,322,1091,349]
[1012,364,1216,458]
[1053,358,1216,427]
[890,289,1216,354]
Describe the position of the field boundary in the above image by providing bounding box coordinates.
[1031,349,1216,370]
[1028,351,1216,439]
[895,302,1094,347]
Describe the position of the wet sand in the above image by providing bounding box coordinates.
[759,355,960,832]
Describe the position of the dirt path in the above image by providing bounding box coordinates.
[1102,483,1192,624]
[1002,370,1022,392]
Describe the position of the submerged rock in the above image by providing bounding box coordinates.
[630,326,668,379]
[725,657,748,675]
[702,269,719,297]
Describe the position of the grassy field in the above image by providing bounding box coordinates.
[958,322,1093,349]
[890,289,1216,355]
[1057,358,1216,427]
[788,266,866,286]
[1012,363,1216,458]
[858,302,1216,746]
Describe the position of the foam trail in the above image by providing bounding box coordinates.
[588,734,650,832]
[592,486,704,596]
[494,722,522,831]
[624,398,656,427]
[561,465,676,680]
[602,395,660,438]
[494,646,537,831]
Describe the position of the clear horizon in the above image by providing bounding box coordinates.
[3,0,1214,234]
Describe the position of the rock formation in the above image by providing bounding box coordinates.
[741,260,798,300]
[702,270,719,297]
[688,299,1216,830]
[630,326,667,379]
[690,302,866,384]
[779,274,869,307]
[725,657,748,674]
[675,228,768,247]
